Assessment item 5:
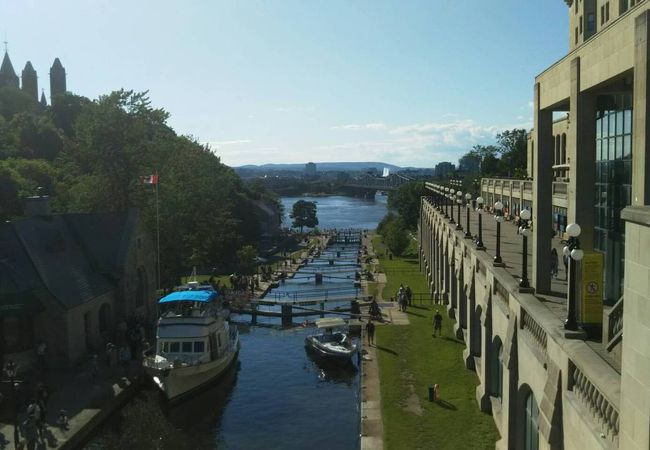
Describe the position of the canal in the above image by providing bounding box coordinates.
[85,195,388,450]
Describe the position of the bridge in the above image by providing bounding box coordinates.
[342,173,413,191]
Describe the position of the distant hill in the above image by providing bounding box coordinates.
[236,162,402,172]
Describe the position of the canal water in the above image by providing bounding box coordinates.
[280,195,388,230]
[86,196,388,450]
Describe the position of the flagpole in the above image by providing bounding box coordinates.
[155,173,161,291]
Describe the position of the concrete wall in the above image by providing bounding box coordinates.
[66,292,113,363]
[419,195,621,450]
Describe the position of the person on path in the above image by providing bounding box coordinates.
[366,320,376,346]
[550,248,559,278]
[433,310,443,337]
[405,285,413,306]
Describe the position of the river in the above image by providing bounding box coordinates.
[85,195,388,450]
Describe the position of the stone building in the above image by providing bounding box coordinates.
[0,196,157,368]
[0,48,67,104]
[420,1,650,449]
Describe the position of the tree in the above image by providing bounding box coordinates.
[387,181,426,230]
[496,128,528,177]
[384,216,410,256]
[290,200,318,232]
[237,245,258,275]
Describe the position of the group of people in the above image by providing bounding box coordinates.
[550,247,569,280]
[20,383,69,449]
[396,284,412,312]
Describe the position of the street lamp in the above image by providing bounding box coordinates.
[493,201,504,266]
[455,191,463,230]
[518,209,532,291]
[464,193,472,238]
[563,223,583,331]
[449,189,456,224]
[475,196,486,250]
[444,187,450,218]
[5,361,19,448]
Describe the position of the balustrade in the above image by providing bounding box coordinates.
[570,362,620,444]
[520,308,547,356]
[606,296,624,351]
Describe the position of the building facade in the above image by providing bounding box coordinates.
[420,1,650,449]
[0,49,67,104]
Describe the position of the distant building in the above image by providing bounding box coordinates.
[0,47,67,104]
[433,161,455,178]
[305,162,317,177]
[0,196,156,368]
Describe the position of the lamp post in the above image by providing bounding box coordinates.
[518,209,532,290]
[563,223,583,331]
[464,193,472,238]
[444,187,450,218]
[493,201,504,266]
[455,191,463,230]
[449,189,456,224]
[476,196,485,250]
[5,361,19,448]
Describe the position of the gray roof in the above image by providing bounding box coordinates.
[1,210,139,310]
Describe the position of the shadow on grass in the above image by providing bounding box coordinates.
[405,310,427,318]
[409,305,430,311]
[375,345,398,356]
[440,336,464,346]
[435,399,457,410]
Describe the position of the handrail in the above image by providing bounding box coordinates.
[606,296,624,352]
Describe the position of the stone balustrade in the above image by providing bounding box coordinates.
[521,308,548,357]
[570,362,620,445]
[605,296,624,351]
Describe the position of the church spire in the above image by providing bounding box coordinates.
[0,46,19,89]
[21,61,38,100]
[40,89,47,107]
[49,57,66,101]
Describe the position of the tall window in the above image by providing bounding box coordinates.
[595,94,632,305]
[524,391,540,450]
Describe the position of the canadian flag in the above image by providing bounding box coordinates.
[142,173,159,185]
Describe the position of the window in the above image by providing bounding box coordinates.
[579,15,583,34]
[575,27,579,45]
[161,342,168,353]
[182,341,192,353]
[194,341,205,353]
[170,342,180,353]
[606,2,610,21]
[620,0,629,14]
[601,5,605,24]
[587,13,595,32]
[524,391,540,450]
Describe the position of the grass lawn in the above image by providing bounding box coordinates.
[371,234,499,450]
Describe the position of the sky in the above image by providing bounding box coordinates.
[1,0,568,168]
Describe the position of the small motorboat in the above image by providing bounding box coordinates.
[305,318,358,362]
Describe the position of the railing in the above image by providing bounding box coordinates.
[523,181,533,192]
[606,296,624,352]
[569,361,620,444]
[520,308,548,356]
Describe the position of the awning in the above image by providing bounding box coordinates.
[158,290,218,304]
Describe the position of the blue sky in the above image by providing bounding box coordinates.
[1,0,568,168]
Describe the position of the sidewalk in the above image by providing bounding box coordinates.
[0,358,143,449]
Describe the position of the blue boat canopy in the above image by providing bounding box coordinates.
[158,290,218,304]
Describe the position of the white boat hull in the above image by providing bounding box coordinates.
[148,344,239,402]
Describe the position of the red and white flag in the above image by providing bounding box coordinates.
[142,173,159,185]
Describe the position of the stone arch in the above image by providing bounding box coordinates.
[490,336,504,400]
[517,384,540,450]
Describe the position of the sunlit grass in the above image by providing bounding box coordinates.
[371,233,499,450]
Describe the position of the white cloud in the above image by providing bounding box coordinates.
[331,123,386,131]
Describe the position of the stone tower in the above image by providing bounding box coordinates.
[49,57,66,100]
[40,90,47,107]
[0,50,19,89]
[21,61,38,100]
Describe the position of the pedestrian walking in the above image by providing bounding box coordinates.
[433,310,443,337]
[550,248,559,278]
[366,320,376,346]
[405,285,412,306]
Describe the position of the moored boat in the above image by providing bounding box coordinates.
[143,282,239,402]
[304,318,358,362]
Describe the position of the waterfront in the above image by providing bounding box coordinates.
[280,195,388,230]
[86,198,385,450]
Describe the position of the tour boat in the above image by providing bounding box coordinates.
[304,318,358,362]
[143,282,239,402]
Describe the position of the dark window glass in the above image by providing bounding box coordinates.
[616,111,624,135]
[616,137,623,159]
[170,342,180,353]
[622,135,631,159]
[194,341,205,353]
[624,110,632,133]
[182,341,192,353]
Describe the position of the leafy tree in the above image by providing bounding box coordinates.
[387,181,425,230]
[237,245,258,275]
[290,200,318,232]
[383,216,410,256]
[496,128,528,177]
